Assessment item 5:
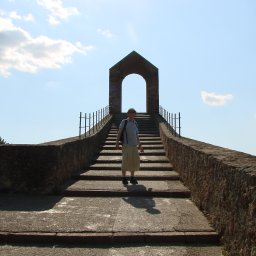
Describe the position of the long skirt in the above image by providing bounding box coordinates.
[121,145,140,172]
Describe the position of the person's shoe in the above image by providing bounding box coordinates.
[122,177,128,185]
[130,177,138,184]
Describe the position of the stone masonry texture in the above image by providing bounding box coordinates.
[155,115,256,256]
[0,116,112,194]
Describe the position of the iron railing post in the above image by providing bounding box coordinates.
[89,113,91,135]
[93,112,95,133]
[179,112,181,137]
[158,105,181,137]
[85,113,87,137]
[171,113,174,135]
[78,105,109,137]
[95,110,98,131]
[79,112,82,138]
[174,113,177,136]
[101,109,102,126]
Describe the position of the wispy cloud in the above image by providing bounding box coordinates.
[36,0,79,25]
[97,28,114,39]
[201,90,233,106]
[0,9,34,22]
[9,11,34,21]
[0,17,94,77]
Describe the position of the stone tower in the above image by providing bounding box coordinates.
[109,51,159,114]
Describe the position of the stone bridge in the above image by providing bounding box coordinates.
[0,52,255,256]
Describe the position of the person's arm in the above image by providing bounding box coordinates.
[116,128,122,149]
[116,120,125,150]
[137,134,144,153]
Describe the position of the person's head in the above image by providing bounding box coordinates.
[127,108,136,119]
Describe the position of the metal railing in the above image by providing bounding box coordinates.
[159,105,181,137]
[79,106,109,137]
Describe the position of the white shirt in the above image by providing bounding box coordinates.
[119,119,138,146]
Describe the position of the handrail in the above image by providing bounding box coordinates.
[159,105,181,137]
[79,106,110,138]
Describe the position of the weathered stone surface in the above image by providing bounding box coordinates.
[0,113,223,254]
[0,117,112,194]
[65,180,189,192]
[0,195,214,233]
[156,115,256,256]
[0,244,224,256]
[78,169,180,179]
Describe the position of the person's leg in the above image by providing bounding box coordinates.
[122,175,128,185]
[121,167,128,184]
[122,162,128,184]
[121,145,128,185]
[130,173,138,184]
[130,147,139,184]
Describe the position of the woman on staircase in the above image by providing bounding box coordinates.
[116,108,144,185]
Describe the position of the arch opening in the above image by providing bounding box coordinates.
[122,74,146,113]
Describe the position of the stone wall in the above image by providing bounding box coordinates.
[0,116,112,194]
[156,115,256,256]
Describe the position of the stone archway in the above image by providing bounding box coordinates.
[109,51,159,114]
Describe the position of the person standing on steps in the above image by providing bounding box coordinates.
[116,108,144,185]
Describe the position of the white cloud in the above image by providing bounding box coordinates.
[9,11,34,21]
[23,13,34,22]
[0,10,34,22]
[0,17,94,77]
[36,0,79,25]
[97,28,114,39]
[201,90,233,106]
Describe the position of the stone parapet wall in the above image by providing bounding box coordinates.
[0,116,113,194]
[155,115,256,256]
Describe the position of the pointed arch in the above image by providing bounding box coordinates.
[109,51,159,114]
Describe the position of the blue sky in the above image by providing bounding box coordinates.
[0,0,255,156]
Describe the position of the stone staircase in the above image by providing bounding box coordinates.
[64,114,191,198]
[60,113,223,253]
[0,113,224,255]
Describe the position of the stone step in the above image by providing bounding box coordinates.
[106,137,162,141]
[102,144,164,149]
[63,189,191,198]
[74,175,180,181]
[113,119,157,122]
[63,180,190,198]
[108,129,159,133]
[111,124,158,127]
[89,163,173,171]
[0,231,220,246]
[0,244,224,256]
[99,149,166,156]
[108,133,160,137]
[104,140,163,145]
[0,195,219,245]
[74,169,180,180]
[115,121,157,125]
[110,124,158,127]
[94,155,170,163]
[109,127,158,131]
